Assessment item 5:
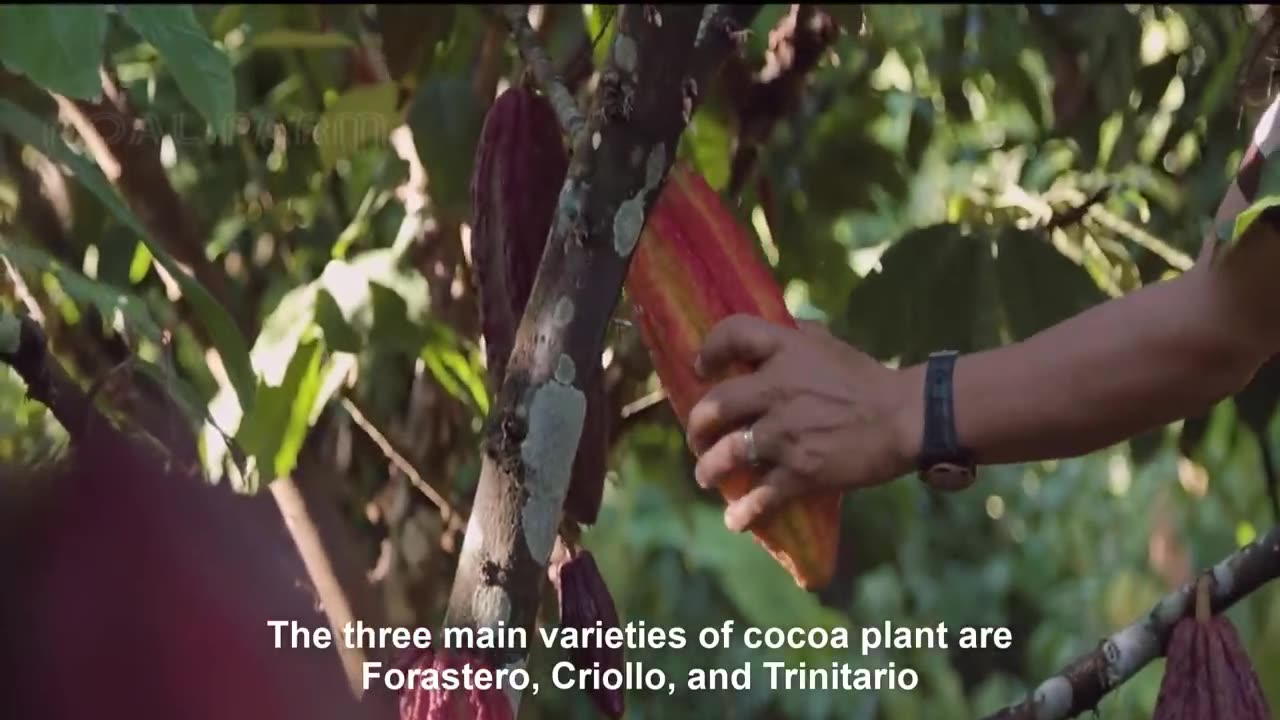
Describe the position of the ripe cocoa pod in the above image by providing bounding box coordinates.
[624,163,841,591]
[470,85,609,526]
[398,648,513,720]
[551,547,625,719]
[1152,577,1272,719]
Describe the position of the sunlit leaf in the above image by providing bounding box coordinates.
[237,335,325,483]
[315,82,401,171]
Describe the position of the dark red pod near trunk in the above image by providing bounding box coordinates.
[552,548,625,718]
[469,84,609,526]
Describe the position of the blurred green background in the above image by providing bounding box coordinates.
[0,4,1277,719]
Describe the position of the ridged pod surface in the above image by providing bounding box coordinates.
[552,549,625,718]
[469,85,609,525]
[624,163,841,590]
[398,649,513,720]
[1152,580,1272,719]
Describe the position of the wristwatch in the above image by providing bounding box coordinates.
[917,351,978,492]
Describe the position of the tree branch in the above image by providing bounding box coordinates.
[498,4,588,146]
[442,4,761,714]
[727,4,837,196]
[984,523,1280,720]
[0,313,110,442]
[340,395,467,533]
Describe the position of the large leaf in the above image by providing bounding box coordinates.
[0,100,256,412]
[407,74,482,222]
[0,5,107,100]
[844,224,998,363]
[993,228,1108,341]
[315,82,402,171]
[374,5,455,82]
[120,5,236,142]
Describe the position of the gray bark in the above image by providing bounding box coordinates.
[442,4,761,714]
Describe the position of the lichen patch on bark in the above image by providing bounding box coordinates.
[1212,554,1237,596]
[645,143,668,189]
[518,381,587,563]
[555,354,576,385]
[1031,676,1073,720]
[553,297,575,327]
[472,581,512,628]
[613,194,647,256]
[613,35,639,75]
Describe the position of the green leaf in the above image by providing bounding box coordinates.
[993,229,1107,341]
[421,336,489,416]
[120,5,236,142]
[688,107,732,192]
[0,5,107,100]
[844,224,997,363]
[1230,194,1280,245]
[128,242,154,285]
[315,82,401,171]
[375,5,455,81]
[238,336,326,482]
[0,238,164,347]
[249,28,354,50]
[407,74,482,222]
[0,100,255,413]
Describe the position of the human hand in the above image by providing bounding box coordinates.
[687,315,921,533]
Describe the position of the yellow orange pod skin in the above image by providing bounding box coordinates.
[625,163,842,591]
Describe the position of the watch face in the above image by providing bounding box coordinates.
[921,463,976,492]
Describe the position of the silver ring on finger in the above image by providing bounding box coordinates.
[742,426,762,468]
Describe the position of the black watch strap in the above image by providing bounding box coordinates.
[917,351,977,492]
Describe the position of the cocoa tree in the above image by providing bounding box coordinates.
[439,7,761,714]
[2,4,1280,720]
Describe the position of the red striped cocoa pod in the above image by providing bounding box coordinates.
[398,648,514,720]
[470,85,609,526]
[624,163,841,591]
[551,547,625,719]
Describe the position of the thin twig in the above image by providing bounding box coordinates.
[339,396,466,530]
[1,254,45,325]
[1083,205,1195,272]
[499,4,588,146]
[984,523,1280,720]
[621,388,668,419]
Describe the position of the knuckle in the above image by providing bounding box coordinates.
[785,445,824,479]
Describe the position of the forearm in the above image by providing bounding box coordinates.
[896,269,1267,466]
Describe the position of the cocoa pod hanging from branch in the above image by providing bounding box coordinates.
[624,163,842,590]
[470,84,609,526]
[1151,575,1272,719]
[984,523,1280,720]
[441,6,763,718]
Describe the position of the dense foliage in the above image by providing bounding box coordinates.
[0,4,1277,719]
